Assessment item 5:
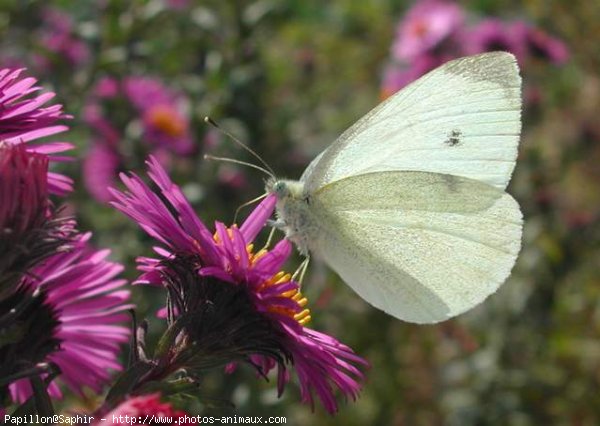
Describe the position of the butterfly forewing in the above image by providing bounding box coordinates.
[302,52,522,193]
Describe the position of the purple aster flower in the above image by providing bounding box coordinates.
[1,145,73,406]
[0,143,75,292]
[392,0,464,61]
[512,21,569,65]
[110,158,367,414]
[35,8,90,68]
[83,142,121,203]
[0,68,73,195]
[82,77,195,203]
[93,77,120,98]
[82,102,122,203]
[461,19,529,63]
[123,77,194,156]
[6,234,132,404]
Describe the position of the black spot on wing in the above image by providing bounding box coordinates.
[444,129,462,147]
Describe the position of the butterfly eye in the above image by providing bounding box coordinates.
[272,181,289,197]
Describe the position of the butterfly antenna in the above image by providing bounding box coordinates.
[204,116,276,178]
[203,154,274,179]
[233,192,268,224]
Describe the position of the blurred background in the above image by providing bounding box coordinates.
[1,0,599,424]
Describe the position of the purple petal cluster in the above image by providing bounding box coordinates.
[0,144,74,290]
[392,0,464,61]
[123,77,194,156]
[0,73,131,410]
[8,234,132,403]
[0,143,49,237]
[83,77,194,203]
[383,0,569,97]
[0,68,73,194]
[111,157,368,414]
[34,8,90,68]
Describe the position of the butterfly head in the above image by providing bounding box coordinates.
[266,179,305,201]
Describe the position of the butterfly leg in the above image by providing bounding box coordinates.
[292,256,310,288]
[260,226,277,251]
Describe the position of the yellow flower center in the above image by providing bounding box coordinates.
[146,104,186,138]
[213,227,312,326]
[257,268,312,326]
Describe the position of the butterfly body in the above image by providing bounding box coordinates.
[268,179,317,255]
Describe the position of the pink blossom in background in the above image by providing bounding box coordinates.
[111,158,368,414]
[93,77,120,98]
[36,8,90,67]
[392,0,464,61]
[8,234,132,404]
[513,21,570,65]
[83,142,121,203]
[461,19,529,63]
[123,77,194,155]
[83,103,121,149]
[217,166,249,191]
[0,67,73,194]
[383,0,570,94]
[83,77,195,203]
[82,102,122,202]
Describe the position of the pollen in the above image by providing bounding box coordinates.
[218,227,312,326]
[256,266,312,326]
[247,244,268,264]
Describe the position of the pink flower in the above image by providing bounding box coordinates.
[36,8,90,67]
[0,68,73,194]
[82,101,122,203]
[111,158,368,414]
[83,77,195,203]
[0,143,75,289]
[461,19,529,63]
[392,0,464,61]
[83,142,121,203]
[97,393,194,425]
[93,77,120,98]
[0,142,49,241]
[7,234,132,404]
[123,77,194,155]
[512,21,569,65]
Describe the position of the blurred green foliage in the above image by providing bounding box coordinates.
[2,0,600,424]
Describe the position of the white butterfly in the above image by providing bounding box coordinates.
[267,52,523,324]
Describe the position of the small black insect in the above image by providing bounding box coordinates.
[445,129,462,147]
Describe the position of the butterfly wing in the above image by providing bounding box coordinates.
[308,171,522,324]
[302,52,521,193]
